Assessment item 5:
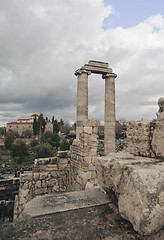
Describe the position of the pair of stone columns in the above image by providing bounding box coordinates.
[75,69,117,155]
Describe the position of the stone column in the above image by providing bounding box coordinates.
[103,73,117,155]
[75,69,91,139]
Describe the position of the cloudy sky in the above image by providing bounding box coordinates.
[0,0,164,126]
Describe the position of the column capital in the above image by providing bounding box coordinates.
[102,72,117,79]
[74,69,91,76]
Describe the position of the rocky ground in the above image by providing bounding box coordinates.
[1,204,164,240]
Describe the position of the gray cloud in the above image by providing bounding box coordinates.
[0,1,163,126]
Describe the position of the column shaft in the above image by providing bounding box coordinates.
[75,70,90,139]
[104,73,117,155]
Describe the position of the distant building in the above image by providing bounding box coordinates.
[6,114,39,135]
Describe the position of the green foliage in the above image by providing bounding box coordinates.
[53,119,59,133]
[35,143,53,158]
[30,139,39,148]
[23,129,32,138]
[33,115,38,135]
[12,131,20,138]
[38,113,46,134]
[4,132,16,150]
[0,127,6,135]
[60,138,70,151]
[11,141,29,160]
[59,119,64,126]
[33,113,47,135]
[41,131,60,148]
[52,116,54,123]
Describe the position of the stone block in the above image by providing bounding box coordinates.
[20,173,33,183]
[91,171,97,179]
[92,126,98,134]
[22,183,29,191]
[119,164,164,235]
[40,172,49,179]
[50,157,57,164]
[57,151,69,158]
[37,165,47,171]
[89,134,98,142]
[96,153,164,235]
[152,119,164,159]
[46,165,58,171]
[84,156,92,164]
[21,189,29,198]
[51,171,57,178]
[35,188,43,195]
[19,196,26,205]
[88,165,96,171]
[84,126,92,134]
[89,148,97,156]
[35,180,41,189]
[78,171,91,181]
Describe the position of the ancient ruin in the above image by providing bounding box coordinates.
[2,61,164,239]
[75,60,117,155]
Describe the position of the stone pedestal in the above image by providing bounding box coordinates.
[103,73,117,155]
[75,69,91,139]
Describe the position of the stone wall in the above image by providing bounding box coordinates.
[127,119,156,158]
[152,119,164,159]
[6,122,33,135]
[14,117,100,220]
[69,119,99,191]
[127,119,164,160]
[14,151,70,220]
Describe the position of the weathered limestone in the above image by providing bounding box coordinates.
[119,163,164,236]
[127,119,156,157]
[127,117,164,160]
[14,152,70,220]
[75,60,117,155]
[157,97,164,119]
[75,69,91,139]
[22,189,110,219]
[103,73,117,155]
[70,119,100,190]
[96,153,164,235]
[152,119,164,159]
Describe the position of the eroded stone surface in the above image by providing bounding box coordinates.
[119,164,164,235]
[96,153,164,235]
[152,119,164,159]
[21,189,110,219]
[127,119,156,158]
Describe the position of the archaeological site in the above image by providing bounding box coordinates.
[1,60,164,240]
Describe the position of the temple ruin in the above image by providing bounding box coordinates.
[2,61,164,239]
[75,60,117,155]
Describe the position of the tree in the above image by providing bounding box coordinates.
[41,131,60,148]
[52,116,54,123]
[35,143,52,158]
[0,127,6,135]
[33,115,38,135]
[60,138,70,151]
[59,119,64,125]
[11,141,29,160]
[4,132,16,150]
[23,129,32,138]
[38,113,46,135]
[115,121,122,139]
[30,139,39,148]
[53,119,59,133]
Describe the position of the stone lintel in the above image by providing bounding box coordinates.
[102,72,117,79]
[74,69,91,76]
[81,64,112,75]
[88,60,108,68]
